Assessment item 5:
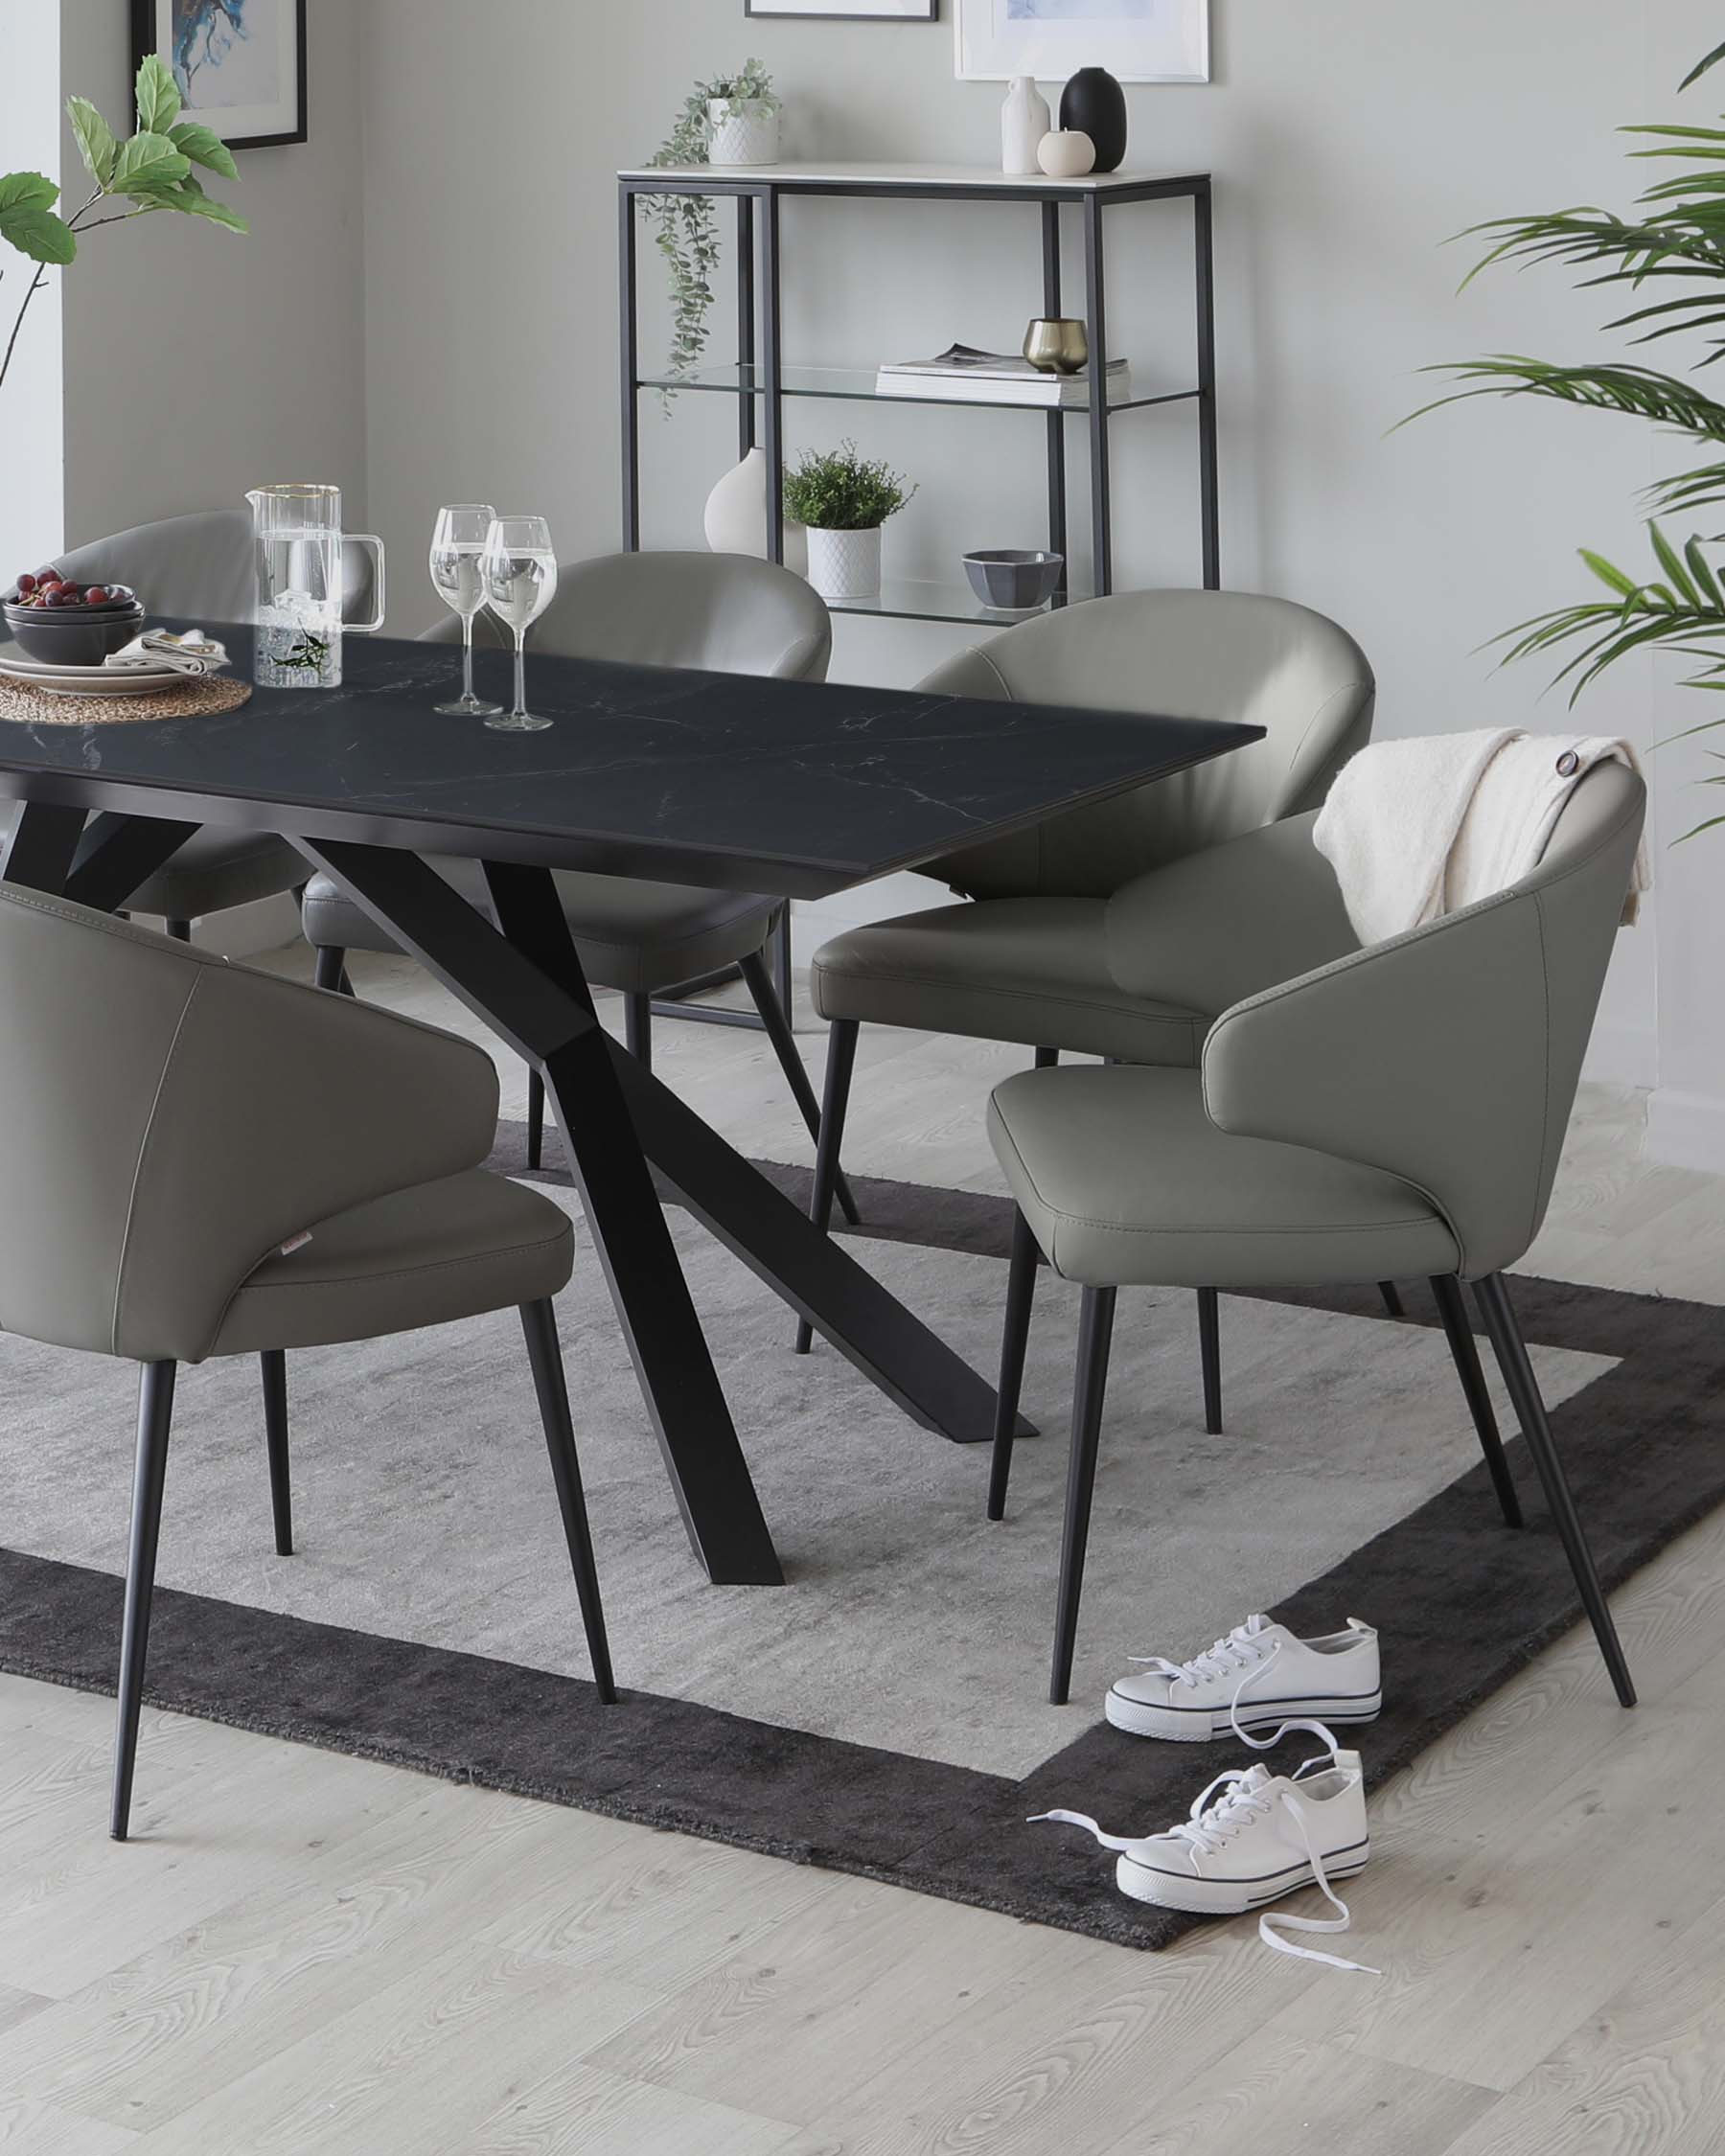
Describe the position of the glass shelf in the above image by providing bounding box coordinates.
[824,578,1082,627]
[634,361,1199,417]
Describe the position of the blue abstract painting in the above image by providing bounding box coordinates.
[172,0,281,110]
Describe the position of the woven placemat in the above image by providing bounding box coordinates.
[0,674,252,725]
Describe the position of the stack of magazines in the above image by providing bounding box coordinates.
[875,342,1132,406]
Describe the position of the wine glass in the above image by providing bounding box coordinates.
[479,516,559,733]
[428,505,503,716]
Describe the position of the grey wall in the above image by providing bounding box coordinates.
[57,0,368,545]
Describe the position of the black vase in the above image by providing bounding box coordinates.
[1059,67,1127,173]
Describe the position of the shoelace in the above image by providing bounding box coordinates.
[1032,1719,1380,1977]
[1131,1616,1272,1692]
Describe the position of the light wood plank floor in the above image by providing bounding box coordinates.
[3,954,1722,2153]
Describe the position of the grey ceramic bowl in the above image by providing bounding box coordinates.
[962,550,1065,612]
[3,602,145,667]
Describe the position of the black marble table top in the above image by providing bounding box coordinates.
[0,625,1263,900]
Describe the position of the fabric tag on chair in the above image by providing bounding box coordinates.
[279,1231,314,1256]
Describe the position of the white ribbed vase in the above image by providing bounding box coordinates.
[805,525,881,603]
[708,99,780,167]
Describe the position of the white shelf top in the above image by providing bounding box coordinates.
[618,159,1203,194]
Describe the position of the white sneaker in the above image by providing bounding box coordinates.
[1034,1735,1377,1972]
[1105,1613,1381,1742]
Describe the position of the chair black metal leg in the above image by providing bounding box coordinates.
[773,904,794,1019]
[527,1067,546,1170]
[519,1298,616,1703]
[112,1361,176,1841]
[624,992,652,1071]
[739,951,861,1230]
[794,1017,860,1355]
[1051,1284,1117,1707]
[1378,1281,1406,1319]
[988,1208,1042,1521]
[1473,1273,1635,1708]
[260,1348,293,1555]
[1197,1287,1223,1435]
[1430,1273,1522,1529]
[312,943,348,995]
[164,917,192,943]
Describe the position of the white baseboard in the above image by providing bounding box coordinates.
[1645,1085,1725,1174]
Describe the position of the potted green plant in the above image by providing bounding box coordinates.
[1414,36,1725,828]
[783,442,916,602]
[1,55,245,397]
[645,61,779,396]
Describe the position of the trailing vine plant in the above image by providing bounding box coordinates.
[1413,37,1725,833]
[644,60,778,408]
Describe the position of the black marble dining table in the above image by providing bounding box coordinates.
[0,625,1263,1585]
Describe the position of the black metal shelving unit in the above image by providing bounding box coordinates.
[616,160,1219,620]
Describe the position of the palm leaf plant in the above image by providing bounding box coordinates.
[1414,38,1725,834]
[0,55,245,397]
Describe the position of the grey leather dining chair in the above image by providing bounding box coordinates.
[0,883,613,1840]
[796,589,1380,1375]
[47,509,375,936]
[301,551,854,1215]
[983,762,1645,1709]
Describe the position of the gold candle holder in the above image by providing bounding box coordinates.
[1023,317,1090,375]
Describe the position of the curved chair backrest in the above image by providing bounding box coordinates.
[430,551,832,682]
[0,886,496,1365]
[919,590,1375,900]
[1203,761,1646,1279]
[57,507,378,625]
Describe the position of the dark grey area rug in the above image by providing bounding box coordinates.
[0,1120,1718,1951]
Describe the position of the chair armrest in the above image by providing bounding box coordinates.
[120,945,499,1361]
[1201,887,1556,1277]
[1103,811,1359,1017]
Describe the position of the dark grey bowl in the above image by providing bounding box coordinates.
[963,550,1065,612]
[3,603,145,666]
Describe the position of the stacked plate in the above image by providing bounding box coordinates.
[0,647,191,699]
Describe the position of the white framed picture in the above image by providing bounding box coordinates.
[748,0,937,16]
[954,0,1208,83]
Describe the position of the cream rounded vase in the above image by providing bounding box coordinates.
[1037,129,1097,179]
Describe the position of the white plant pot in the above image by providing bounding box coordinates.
[709,99,780,168]
[703,447,809,577]
[806,525,882,604]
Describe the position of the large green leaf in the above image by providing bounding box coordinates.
[0,172,58,216]
[65,97,118,186]
[167,122,238,182]
[0,174,74,264]
[153,175,248,232]
[111,132,192,202]
[134,52,181,135]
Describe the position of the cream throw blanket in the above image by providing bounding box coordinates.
[1312,729,1650,947]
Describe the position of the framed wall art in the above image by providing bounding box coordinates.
[954,0,1208,83]
[131,0,308,151]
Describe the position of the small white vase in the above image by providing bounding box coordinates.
[709,99,780,167]
[1037,128,1096,179]
[703,448,810,577]
[806,525,881,604]
[1000,77,1051,176]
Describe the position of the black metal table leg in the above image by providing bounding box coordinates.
[298,840,784,1587]
[64,811,199,912]
[0,801,87,894]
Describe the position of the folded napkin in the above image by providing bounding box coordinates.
[104,628,229,677]
[1313,728,1651,947]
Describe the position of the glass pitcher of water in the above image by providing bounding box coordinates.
[247,484,386,688]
